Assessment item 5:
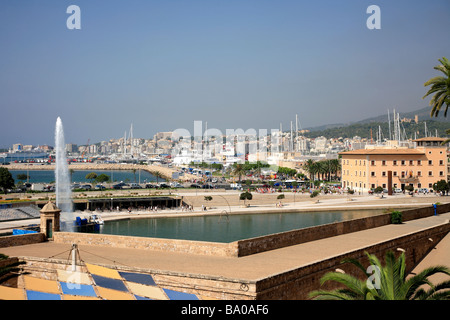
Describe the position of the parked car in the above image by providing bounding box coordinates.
[145,184,156,188]
[130,183,142,189]
[80,184,92,190]
[171,183,184,188]
[418,188,429,193]
[190,183,202,188]
[113,182,126,189]
[158,183,170,188]
[95,185,106,190]
[394,188,403,193]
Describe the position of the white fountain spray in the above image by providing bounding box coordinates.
[55,117,73,231]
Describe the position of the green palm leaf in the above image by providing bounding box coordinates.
[310,250,450,300]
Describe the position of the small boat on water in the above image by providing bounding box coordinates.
[74,214,104,232]
[88,214,104,225]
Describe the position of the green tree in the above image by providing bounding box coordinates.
[153,171,164,183]
[239,191,252,206]
[310,251,450,300]
[303,159,318,184]
[16,173,29,182]
[95,174,110,184]
[232,164,246,183]
[0,167,15,194]
[85,172,97,185]
[424,57,450,144]
[433,179,449,194]
[329,159,341,180]
[423,57,450,117]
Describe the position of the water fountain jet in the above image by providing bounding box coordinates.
[55,117,73,231]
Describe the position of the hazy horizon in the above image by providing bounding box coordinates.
[1,0,449,148]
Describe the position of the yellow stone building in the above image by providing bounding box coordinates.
[339,137,448,193]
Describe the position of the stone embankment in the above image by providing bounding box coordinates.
[1,163,196,181]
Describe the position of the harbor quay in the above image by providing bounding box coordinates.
[0,191,449,300]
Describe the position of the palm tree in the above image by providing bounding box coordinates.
[329,159,341,180]
[153,171,163,184]
[310,250,450,300]
[423,57,450,117]
[303,159,317,183]
[232,164,246,183]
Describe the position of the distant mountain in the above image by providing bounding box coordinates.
[306,106,449,133]
[301,107,450,140]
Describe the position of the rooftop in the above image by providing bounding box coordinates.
[339,148,425,156]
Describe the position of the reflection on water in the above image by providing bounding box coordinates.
[83,209,384,243]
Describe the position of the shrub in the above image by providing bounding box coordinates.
[310,190,320,198]
[391,211,402,224]
[277,194,285,200]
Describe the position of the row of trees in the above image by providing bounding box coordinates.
[302,159,341,182]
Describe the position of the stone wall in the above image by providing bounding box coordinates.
[53,232,238,257]
[254,222,450,300]
[236,203,450,257]
[0,233,45,248]
[53,203,450,258]
[13,221,450,300]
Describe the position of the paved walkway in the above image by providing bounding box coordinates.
[2,212,449,283]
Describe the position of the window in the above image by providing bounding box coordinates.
[382,160,386,166]
[382,184,386,188]
[371,184,376,189]
[393,171,398,176]
[429,183,433,188]
[428,160,433,165]
[428,171,433,176]
[401,160,405,165]
[418,171,422,177]
[393,160,397,166]
[440,171,444,176]
[409,160,414,165]
[371,172,376,177]
[401,171,406,178]
[371,160,375,166]
[440,160,444,165]
[417,160,422,165]
[382,172,386,177]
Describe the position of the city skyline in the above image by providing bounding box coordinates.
[1,0,450,148]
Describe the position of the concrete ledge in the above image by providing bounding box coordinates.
[54,232,239,257]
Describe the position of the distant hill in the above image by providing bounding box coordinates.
[303,107,450,140]
[306,106,449,133]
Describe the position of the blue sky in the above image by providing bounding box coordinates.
[0,0,449,148]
